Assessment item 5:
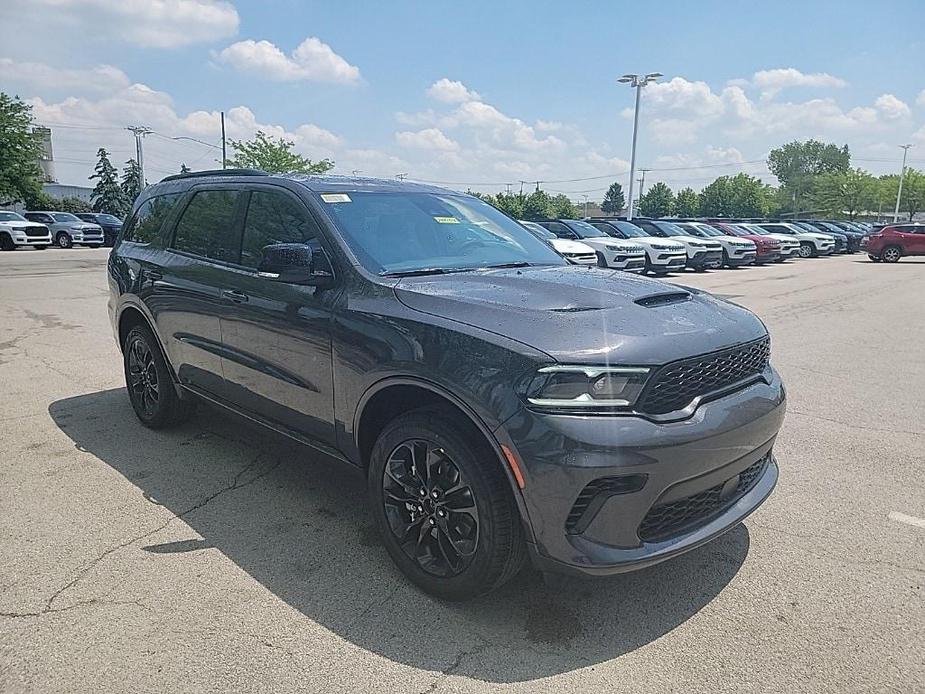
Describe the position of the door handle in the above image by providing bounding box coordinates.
[221,289,249,303]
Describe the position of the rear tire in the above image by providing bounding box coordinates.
[368,407,526,600]
[881,246,902,263]
[123,324,194,429]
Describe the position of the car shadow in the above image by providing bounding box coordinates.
[49,389,750,683]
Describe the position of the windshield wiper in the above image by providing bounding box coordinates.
[479,261,533,270]
[381,267,468,277]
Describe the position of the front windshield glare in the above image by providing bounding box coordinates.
[567,221,608,238]
[655,222,688,237]
[611,221,648,238]
[52,213,80,222]
[0,212,26,221]
[321,192,566,275]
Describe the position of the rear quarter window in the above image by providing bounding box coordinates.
[122,193,183,244]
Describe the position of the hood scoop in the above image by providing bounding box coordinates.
[634,291,692,308]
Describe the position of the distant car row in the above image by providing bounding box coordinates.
[0,211,123,251]
[515,216,877,275]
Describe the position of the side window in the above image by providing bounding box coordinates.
[172,190,241,263]
[240,190,317,269]
[544,222,576,240]
[123,193,182,244]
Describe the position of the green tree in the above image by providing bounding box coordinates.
[24,190,60,211]
[548,193,578,219]
[89,148,128,214]
[699,177,733,217]
[637,182,674,218]
[120,158,143,211]
[522,189,552,220]
[601,182,625,214]
[488,192,526,218]
[727,173,770,217]
[0,93,45,206]
[674,187,700,217]
[58,196,92,213]
[895,169,925,221]
[812,168,876,220]
[767,139,851,213]
[226,130,334,174]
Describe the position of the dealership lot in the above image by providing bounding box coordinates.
[1,248,922,693]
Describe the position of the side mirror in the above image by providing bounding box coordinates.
[257,241,335,287]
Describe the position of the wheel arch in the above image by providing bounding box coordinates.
[353,377,534,538]
[117,304,183,390]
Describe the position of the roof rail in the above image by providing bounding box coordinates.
[160,168,269,183]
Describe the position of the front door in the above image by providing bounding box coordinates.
[217,186,336,445]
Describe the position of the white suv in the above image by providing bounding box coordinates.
[758,223,834,258]
[632,218,725,271]
[538,220,647,273]
[588,219,688,275]
[519,220,597,265]
[0,211,52,250]
[739,224,800,259]
[676,221,756,267]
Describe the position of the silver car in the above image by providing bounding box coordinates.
[23,211,104,248]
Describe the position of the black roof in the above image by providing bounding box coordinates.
[157,169,452,195]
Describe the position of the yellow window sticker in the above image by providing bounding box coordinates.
[321,193,351,203]
[433,216,460,224]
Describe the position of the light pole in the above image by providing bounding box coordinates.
[893,144,912,222]
[126,126,152,190]
[582,194,589,218]
[618,72,661,220]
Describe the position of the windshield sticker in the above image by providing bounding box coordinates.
[433,216,460,224]
[321,193,351,203]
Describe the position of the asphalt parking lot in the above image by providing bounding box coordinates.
[1,247,922,693]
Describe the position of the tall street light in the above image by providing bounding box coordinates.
[618,72,662,220]
[893,144,913,223]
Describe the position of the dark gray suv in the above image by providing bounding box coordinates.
[108,170,785,600]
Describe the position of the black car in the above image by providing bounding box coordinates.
[75,212,123,246]
[108,170,785,599]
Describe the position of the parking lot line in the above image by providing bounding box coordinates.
[887,511,925,529]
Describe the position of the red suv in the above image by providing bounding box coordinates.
[708,222,782,264]
[862,223,925,263]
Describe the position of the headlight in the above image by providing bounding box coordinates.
[604,244,620,251]
[524,365,650,409]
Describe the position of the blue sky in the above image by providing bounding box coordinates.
[1,0,924,199]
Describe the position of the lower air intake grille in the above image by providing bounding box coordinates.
[637,456,769,542]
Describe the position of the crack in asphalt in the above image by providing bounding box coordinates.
[7,451,282,619]
[420,641,490,694]
[0,598,150,620]
[788,409,924,438]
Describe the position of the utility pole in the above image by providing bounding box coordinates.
[582,194,589,218]
[395,173,408,181]
[893,144,913,222]
[505,183,513,194]
[618,72,662,221]
[126,126,152,190]
[534,180,541,192]
[220,111,226,169]
[638,168,650,196]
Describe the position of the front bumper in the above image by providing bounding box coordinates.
[687,249,723,269]
[754,249,780,263]
[11,234,52,246]
[779,246,799,259]
[500,368,786,576]
[609,254,647,272]
[647,252,687,273]
[725,250,756,267]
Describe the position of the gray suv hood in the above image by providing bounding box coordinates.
[394,266,767,365]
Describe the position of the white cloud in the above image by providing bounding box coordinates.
[218,37,360,83]
[751,68,847,98]
[426,79,481,104]
[643,77,725,118]
[917,90,925,107]
[2,0,240,48]
[873,94,911,121]
[395,128,460,152]
[0,58,130,93]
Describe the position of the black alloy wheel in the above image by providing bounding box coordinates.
[382,439,480,578]
[122,324,194,429]
[127,333,160,419]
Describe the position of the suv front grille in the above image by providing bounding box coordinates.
[637,337,770,415]
[637,456,769,542]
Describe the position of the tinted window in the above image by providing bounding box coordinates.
[540,221,577,239]
[123,193,182,244]
[172,190,241,262]
[240,191,316,269]
[52,213,80,222]
[565,220,608,238]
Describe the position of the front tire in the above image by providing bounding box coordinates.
[881,246,902,263]
[368,407,525,600]
[56,232,73,249]
[798,242,815,258]
[123,324,194,429]
[0,234,14,251]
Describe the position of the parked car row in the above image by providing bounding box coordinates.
[519,216,875,275]
[0,210,123,250]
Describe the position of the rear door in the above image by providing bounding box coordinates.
[912,226,925,255]
[217,185,336,444]
[152,187,245,396]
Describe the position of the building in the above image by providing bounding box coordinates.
[42,183,94,202]
[33,127,56,183]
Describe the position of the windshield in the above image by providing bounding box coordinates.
[52,213,81,222]
[320,192,565,275]
[609,221,649,238]
[518,220,555,240]
[651,221,689,237]
[0,212,26,222]
[678,223,708,238]
[693,224,723,237]
[565,220,608,239]
[95,214,122,224]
